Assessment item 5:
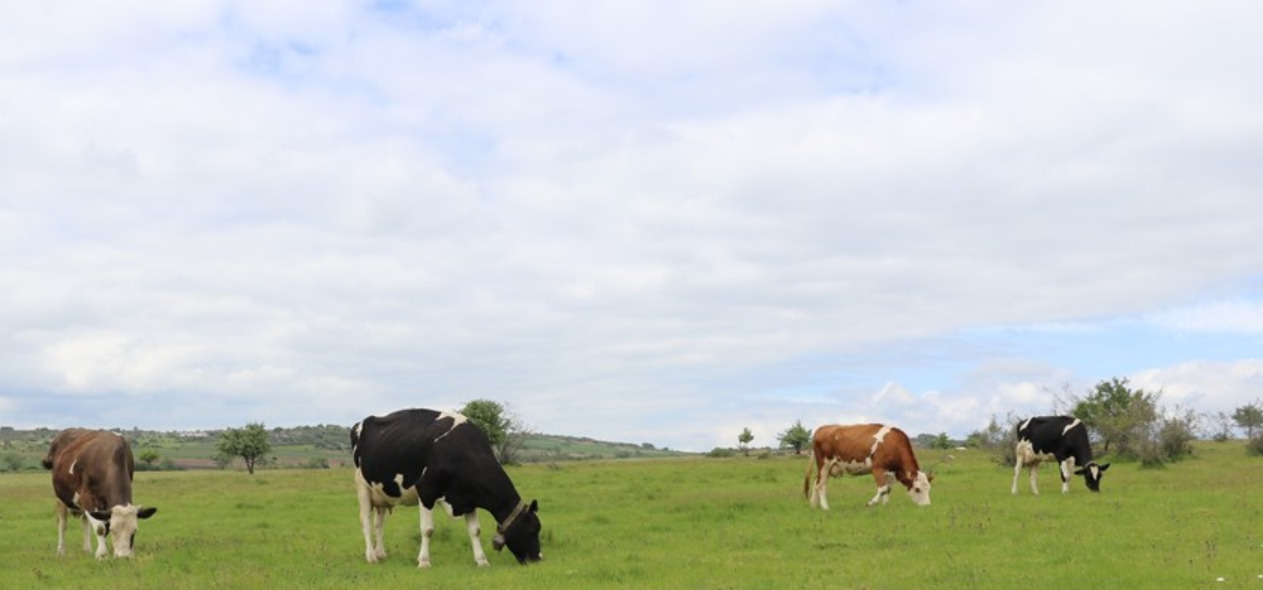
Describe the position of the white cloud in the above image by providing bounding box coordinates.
[1130,360,1263,412]
[1149,301,1263,335]
[2,2,1263,449]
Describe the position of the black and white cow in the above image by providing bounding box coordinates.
[351,408,542,567]
[1011,415,1110,495]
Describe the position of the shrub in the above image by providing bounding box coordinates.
[1156,412,1197,461]
[967,413,1018,468]
[707,447,735,458]
[1,453,23,472]
[1247,434,1263,457]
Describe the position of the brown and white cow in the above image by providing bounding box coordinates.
[803,423,933,509]
[42,429,158,559]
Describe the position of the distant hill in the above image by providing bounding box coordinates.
[518,433,689,462]
[0,425,689,472]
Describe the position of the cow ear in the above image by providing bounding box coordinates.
[529,499,538,513]
[1073,467,1086,475]
[89,510,112,522]
[138,506,157,519]
[1098,463,1110,471]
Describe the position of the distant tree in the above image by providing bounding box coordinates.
[216,422,272,475]
[1143,406,1199,466]
[968,413,1019,467]
[1209,411,1235,442]
[777,421,812,455]
[1072,377,1157,456]
[1232,401,1263,438]
[138,450,160,469]
[461,400,509,446]
[933,432,953,450]
[738,428,754,455]
[2,453,22,472]
[460,399,531,465]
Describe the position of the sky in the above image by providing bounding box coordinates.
[2,1,1262,452]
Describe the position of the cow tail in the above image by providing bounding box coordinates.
[803,448,816,498]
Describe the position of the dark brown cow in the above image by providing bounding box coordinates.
[42,429,157,558]
[803,423,933,509]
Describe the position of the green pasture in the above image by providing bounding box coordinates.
[1,442,1260,589]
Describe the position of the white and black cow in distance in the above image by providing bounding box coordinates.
[351,408,542,567]
[1012,415,1110,495]
[42,428,158,559]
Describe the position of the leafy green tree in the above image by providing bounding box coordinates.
[138,450,160,469]
[461,400,509,446]
[738,427,754,455]
[933,432,953,450]
[1232,401,1263,438]
[1072,377,1157,456]
[777,421,812,455]
[216,422,272,475]
[460,399,531,465]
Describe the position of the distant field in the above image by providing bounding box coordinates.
[0,428,686,472]
[2,441,1261,589]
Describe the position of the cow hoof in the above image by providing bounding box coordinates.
[476,558,490,568]
[418,559,432,568]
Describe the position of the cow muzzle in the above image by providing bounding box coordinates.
[492,533,506,552]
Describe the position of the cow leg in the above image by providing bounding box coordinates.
[465,512,490,567]
[867,468,892,507]
[372,507,388,561]
[87,514,108,559]
[1029,464,1040,495]
[55,502,68,556]
[815,461,831,510]
[1059,459,1073,494]
[356,481,379,563]
[1011,456,1023,495]
[80,516,92,553]
[417,504,435,568]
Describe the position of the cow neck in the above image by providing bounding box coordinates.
[489,493,525,527]
[496,500,530,536]
[891,445,920,489]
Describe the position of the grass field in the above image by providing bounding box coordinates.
[1,441,1260,589]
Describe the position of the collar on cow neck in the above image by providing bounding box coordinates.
[497,501,529,535]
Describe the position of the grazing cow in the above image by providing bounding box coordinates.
[803,423,933,509]
[1011,416,1110,495]
[42,429,158,559]
[351,408,542,567]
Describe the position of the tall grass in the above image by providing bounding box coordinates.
[2,442,1260,588]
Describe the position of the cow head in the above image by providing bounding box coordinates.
[492,499,542,564]
[87,505,157,558]
[907,471,933,506]
[1074,461,1110,492]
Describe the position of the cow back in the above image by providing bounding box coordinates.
[352,408,508,510]
[46,429,137,512]
[1017,416,1093,464]
[812,423,888,463]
